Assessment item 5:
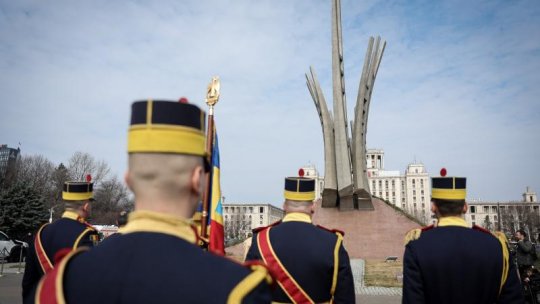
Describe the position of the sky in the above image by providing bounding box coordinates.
[1,0,539,205]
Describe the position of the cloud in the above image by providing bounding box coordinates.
[0,0,538,204]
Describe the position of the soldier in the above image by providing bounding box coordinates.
[32,99,272,303]
[246,177,356,303]
[22,180,98,302]
[402,169,524,304]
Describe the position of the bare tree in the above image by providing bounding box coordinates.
[14,155,55,194]
[67,152,110,185]
[91,176,132,224]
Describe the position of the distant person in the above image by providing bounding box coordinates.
[22,180,98,302]
[403,169,524,304]
[515,229,534,276]
[246,176,355,303]
[32,99,272,303]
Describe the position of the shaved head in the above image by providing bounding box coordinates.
[127,153,205,216]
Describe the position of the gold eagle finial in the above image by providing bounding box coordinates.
[206,76,220,106]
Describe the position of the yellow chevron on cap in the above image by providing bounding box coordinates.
[432,188,466,200]
[128,126,205,156]
[62,192,93,201]
[284,190,315,201]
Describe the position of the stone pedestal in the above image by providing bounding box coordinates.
[312,198,421,259]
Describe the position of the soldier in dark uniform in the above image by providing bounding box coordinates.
[22,180,98,302]
[402,169,524,304]
[246,177,355,303]
[32,99,272,303]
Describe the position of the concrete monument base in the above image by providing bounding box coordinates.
[355,189,374,211]
[321,188,338,208]
[338,185,356,211]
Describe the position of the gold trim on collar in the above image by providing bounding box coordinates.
[118,210,197,244]
[62,211,83,222]
[437,216,469,228]
[282,212,312,223]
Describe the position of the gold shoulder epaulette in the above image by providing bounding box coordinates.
[491,231,509,243]
[404,228,422,246]
[227,263,273,304]
[491,231,510,294]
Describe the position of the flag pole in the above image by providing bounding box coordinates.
[201,76,220,241]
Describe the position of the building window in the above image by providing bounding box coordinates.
[249,207,253,212]
[494,215,497,221]
[472,221,476,225]
[421,190,424,195]
[421,203,425,208]
[491,206,497,213]
[259,207,264,213]
[402,198,405,203]
[483,206,489,213]
[471,215,475,220]
[379,192,382,196]
[470,206,476,213]
[413,196,416,202]
[392,192,395,197]
[413,190,416,195]
[421,197,425,202]
[402,204,406,208]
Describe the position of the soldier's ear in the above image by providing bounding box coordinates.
[430,202,437,214]
[124,171,132,191]
[462,202,468,214]
[190,165,204,195]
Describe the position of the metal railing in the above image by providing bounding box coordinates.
[0,246,25,276]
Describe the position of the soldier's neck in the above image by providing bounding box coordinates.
[134,199,195,220]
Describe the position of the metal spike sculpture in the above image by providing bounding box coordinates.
[306,0,386,211]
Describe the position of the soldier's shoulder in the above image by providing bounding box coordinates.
[83,222,97,231]
[315,224,345,237]
[472,224,492,235]
[404,225,434,245]
[202,252,273,300]
[252,220,281,234]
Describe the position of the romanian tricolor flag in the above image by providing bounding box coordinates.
[208,130,225,255]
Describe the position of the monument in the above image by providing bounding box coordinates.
[306,0,385,211]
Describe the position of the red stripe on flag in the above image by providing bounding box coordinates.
[209,220,225,255]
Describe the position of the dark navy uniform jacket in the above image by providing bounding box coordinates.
[22,211,97,302]
[31,210,272,304]
[403,216,524,304]
[246,212,355,303]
